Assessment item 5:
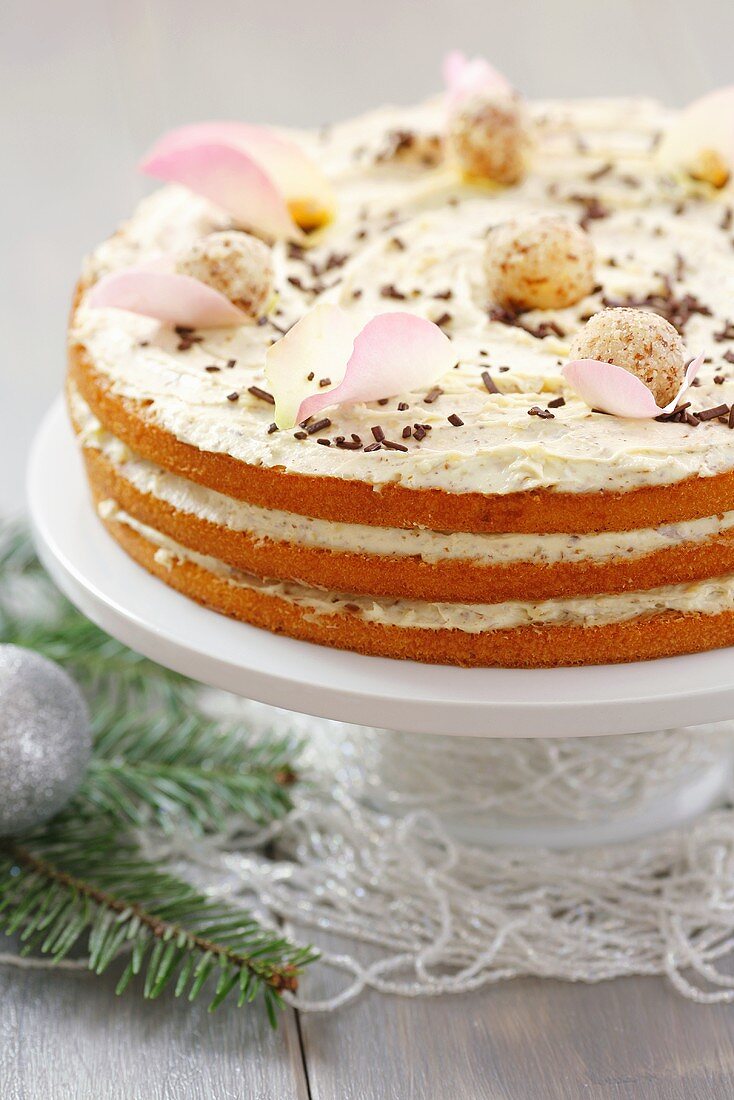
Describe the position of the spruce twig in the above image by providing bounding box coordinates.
[0,824,316,1018]
[0,522,315,1022]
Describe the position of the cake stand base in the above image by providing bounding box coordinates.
[28,399,734,848]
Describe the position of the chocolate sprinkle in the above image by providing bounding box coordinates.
[382,439,408,452]
[364,441,382,452]
[547,396,566,409]
[247,385,275,405]
[481,370,499,394]
[371,425,386,442]
[226,391,239,402]
[528,406,555,419]
[447,413,464,426]
[294,430,308,439]
[424,386,443,404]
[306,418,332,435]
[697,404,730,421]
[267,422,278,434]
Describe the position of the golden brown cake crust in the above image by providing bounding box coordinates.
[69,334,734,537]
[95,499,734,668]
[79,435,734,603]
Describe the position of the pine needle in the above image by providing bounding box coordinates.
[0,522,316,1022]
[0,823,316,1013]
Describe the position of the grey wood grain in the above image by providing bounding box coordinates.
[295,934,734,1100]
[0,962,308,1100]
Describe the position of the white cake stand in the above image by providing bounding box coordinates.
[27,399,734,846]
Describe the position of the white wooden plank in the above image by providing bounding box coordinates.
[0,962,308,1100]
[295,933,734,1100]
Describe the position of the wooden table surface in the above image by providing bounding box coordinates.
[3,932,734,1100]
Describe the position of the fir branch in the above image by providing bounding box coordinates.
[0,822,316,1020]
[79,708,300,832]
[0,520,315,1020]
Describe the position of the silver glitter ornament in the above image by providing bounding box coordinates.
[0,645,91,834]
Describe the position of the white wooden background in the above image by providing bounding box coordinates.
[4,2,734,1096]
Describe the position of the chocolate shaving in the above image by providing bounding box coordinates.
[371,425,385,442]
[481,370,499,394]
[306,418,332,435]
[267,422,278,434]
[226,391,239,402]
[528,406,555,419]
[380,284,407,300]
[696,404,730,421]
[424,386,443,404]
[715,322,734,342]
[601,288,711,335]
[382,439,408,452]
[364,441,382,452]
[447,413,464,426]
[547,396,566,409]
[247,386,275,405]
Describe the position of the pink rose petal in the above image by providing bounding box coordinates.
[562,354,703,418]
[265,304,455,429]
[658,86,734,180]
[86,260,248,328]
[140,122,336,242]
[442,49,513,109]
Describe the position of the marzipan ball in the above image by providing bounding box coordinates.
[485,215,596,310]
[448,92,531,185]
[176,231,274,319]
[570,307,686,406]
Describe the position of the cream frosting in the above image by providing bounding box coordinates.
[100,500,734,632]
[72,97,734,499]
[71,387,734,565]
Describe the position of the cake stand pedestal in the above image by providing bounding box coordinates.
[28,399,734,848]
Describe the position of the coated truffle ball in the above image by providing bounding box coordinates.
[485,215,596,310]
[570,308,686,406]
[176,231,274,319]
[448,91,531,185]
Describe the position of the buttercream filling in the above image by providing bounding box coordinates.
[72,97,734,499]
[71,388,734,566]
[99,500,734,632]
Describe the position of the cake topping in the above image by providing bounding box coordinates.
[139,122,336,243]
[175,231,274,319]
[564,308,703,418]
[658,86,734,189]
[86,258,251,328]
[447,93,531,185]
[264,303,454,429]
[442,49,514,108]
[485,216,596,310]
[443,50,530,185]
